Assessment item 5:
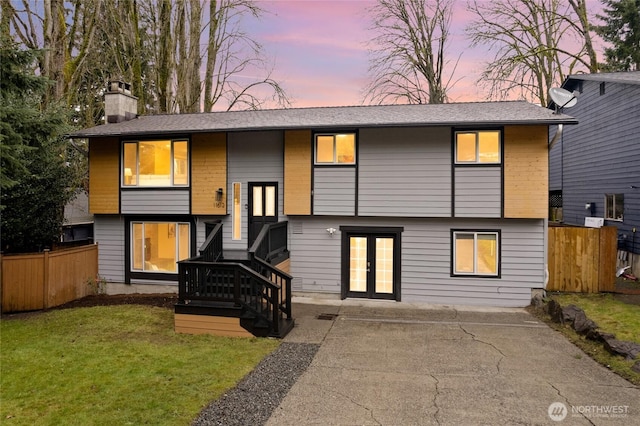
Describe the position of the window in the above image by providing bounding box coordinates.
[605,194,624,221]
[232,182,241,240]
[315,133,355,164]
[455,130,501,164]
[123,140,188,187]
[452,231,499,276]
[131,222,190,273]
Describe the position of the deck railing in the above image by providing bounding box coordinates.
[199,221,223,262]
[249,221,292,319]
[249,221,288,262]
[177,220,292,335]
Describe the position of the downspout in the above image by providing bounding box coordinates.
[548,123,564,150]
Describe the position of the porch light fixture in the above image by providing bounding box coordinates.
[215,187,224,202]
[326,227,337,236]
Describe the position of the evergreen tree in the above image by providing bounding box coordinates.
[596,0,640,71]
[0,35,81,253]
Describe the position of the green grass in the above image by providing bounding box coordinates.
[539,293,640,385]
[1,306,279,425]
[550,293,640,343]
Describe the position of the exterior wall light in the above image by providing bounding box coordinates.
[215,187,224,202]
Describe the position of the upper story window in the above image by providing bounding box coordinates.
[605,194,624,221]
[123,140,188,187]
[455,130,501,164]
[315,133,356,165]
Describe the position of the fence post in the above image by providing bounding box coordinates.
[43,249,50,309]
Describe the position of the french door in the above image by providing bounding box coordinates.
[248,182,278,248]
[342,228,401,300]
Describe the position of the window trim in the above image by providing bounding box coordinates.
[604,193,624,222]
[314,132,356,165]
[451,229,501,278]
[454,130,502,165]
[121,138,190,188]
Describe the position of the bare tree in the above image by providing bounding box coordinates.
[466,0,599,106]
[364,0,457,105]
[3,0,289,121]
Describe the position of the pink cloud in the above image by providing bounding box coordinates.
[246,0,607,107]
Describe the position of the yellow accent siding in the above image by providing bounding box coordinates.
[503,125,548,218]
[284,130,312,215]
[89,137,120,214]
[191,133,227,215]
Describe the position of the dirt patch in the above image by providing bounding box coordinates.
[2,293,178,320]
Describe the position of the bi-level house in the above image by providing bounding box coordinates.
[549,71,640,273]
[71,82,575,336]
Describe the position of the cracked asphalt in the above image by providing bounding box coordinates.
[266,298,639,425]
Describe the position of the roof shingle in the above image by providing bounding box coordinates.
[70,101,576,138]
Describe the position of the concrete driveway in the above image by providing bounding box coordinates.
[267,298,639,425]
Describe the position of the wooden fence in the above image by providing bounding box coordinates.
[1,244,98,313]
[547,226,617,293]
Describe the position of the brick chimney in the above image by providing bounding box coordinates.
[104,80,138,123]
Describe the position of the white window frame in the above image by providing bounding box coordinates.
[452,230,500,277]
[130,221,190,274]
[454,130,501,164]
[122,139,189,187]
[314,133,356,165]
[605,193,624,221]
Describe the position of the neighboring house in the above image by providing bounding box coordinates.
[71,82,575,313]
[62,190,94,243]
[549,71,640,272]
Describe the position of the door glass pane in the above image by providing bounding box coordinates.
[132,223,143,270]
[454,233,474,273]
[478,131,500,163]
[173,141,188,185]
[253,186,263,216]
[375,237,393,294]
[316,135,334,163]
[233,183,241,240]
[265,186,276,217]
[456,133,476,162]
[477,234,498,275]
[349,237,367,292]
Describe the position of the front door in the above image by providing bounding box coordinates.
[342,228,401,300]
[248,182,278,248]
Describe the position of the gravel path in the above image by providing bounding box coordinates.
[192,342,319,426]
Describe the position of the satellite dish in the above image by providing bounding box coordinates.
[549,87,578,110]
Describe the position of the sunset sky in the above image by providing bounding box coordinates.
[245,0,606,108]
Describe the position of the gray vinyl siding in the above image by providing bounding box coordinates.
[358,127,451,217]
[288,217,544,307]
[549,125,562,190]
[549,78,640,252]
[454,167,501,217]
[121,190,190,214]
[224,130,284,249]
[94,215,125,282]
[313,168,356,215]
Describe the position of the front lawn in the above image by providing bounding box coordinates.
[1,306,279,425]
